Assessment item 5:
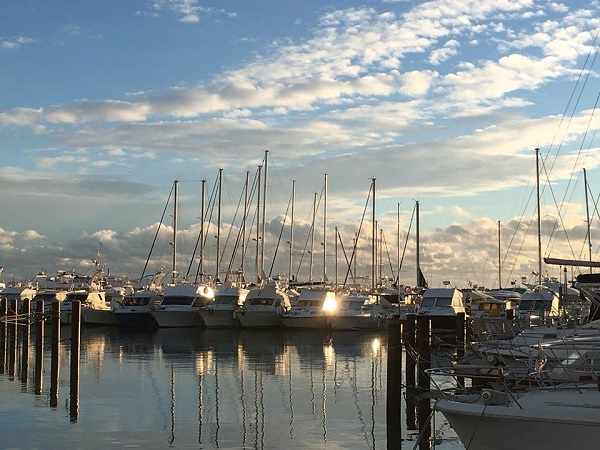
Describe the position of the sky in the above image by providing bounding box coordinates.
[2,0,600,289]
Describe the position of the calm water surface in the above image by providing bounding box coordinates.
[0,326,464,449]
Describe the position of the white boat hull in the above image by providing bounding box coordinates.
[234,310,282,328]
[114,308,154,327]
[280,315,329,329]
[436,388,600,450]
[328,313,379,331]
[82,308,116,326]
[150,308,202,328]
[198,308,237,328]
[60,308,72,325]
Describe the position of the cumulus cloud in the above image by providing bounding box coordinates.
[2,1,600,285]
[1,36,34,50]
[149,0,235,24]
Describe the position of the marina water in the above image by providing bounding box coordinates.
[0,326,465,449]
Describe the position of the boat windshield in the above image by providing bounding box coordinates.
[421,297,452,308]
[247,298,277,306]
[477,302,505,311]
[518,299,549,311]
[297,299,324,307]
[213,295,238,306]
[161,296,194,306]
[123,296,152,307]
[32,293,58,302]
[65,293,89,303]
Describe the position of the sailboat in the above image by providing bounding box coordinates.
[150,180,215,328]
[281,174,337,329]
[233,151,293,328]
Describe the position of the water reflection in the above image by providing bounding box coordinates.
[0,326,463,449]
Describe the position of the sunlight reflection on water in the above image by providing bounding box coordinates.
[0,326,464,449]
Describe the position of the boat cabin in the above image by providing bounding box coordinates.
[517,286,560,323]
[418,288,465,316]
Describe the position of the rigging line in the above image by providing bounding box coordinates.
[268,190,292,278]
[494,149,538,286]
[534,31,600,257]
[548,89,600,256]
[342,181,373,288]
[544,26,600,173]
[293,185,325,281]
[188,175,219,279]
[544,35,600,248]
[337,228,358,287]
[396,203,415,286]
[589,189,600,260]
[241,168,261,279]
[504,207,536,285]
[219,177,242,272]
[187,181,206,280]
[575,177,593,262]
[223,177,250,281]
[380,229,395,281]
[540,156,577,260]
[140,183,174,282]
[294,196,318,281]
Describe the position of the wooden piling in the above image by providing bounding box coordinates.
[386,323,403,448]
[35,299,44,395]
[50,300,60,408]
[456,312,466,388]
[0,298,6,374]
[8,299,18,378]
[70,300,81,421]
[404,313,417,430]
[20,299,30,383]
[417,315,431,450]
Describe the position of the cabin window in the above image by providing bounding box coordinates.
[518,300,549,311]
[214,296,237,306]
[162,296,194,306]
[248,298,276,306]
[66,294,89,302]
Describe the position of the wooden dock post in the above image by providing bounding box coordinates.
[20,299,31,383]
[456,312,466,388]
[50,300,60,408]
[0,298,7,374]
[405,313,417,430]
[8,298,18,379]
[417,315,431,450]
[70,300,81,421]
[386,323,403,448]
[35,299,45,395]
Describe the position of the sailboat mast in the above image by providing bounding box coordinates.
[172,179,178,284]
[397,203,400,296]
[371,177,376,290]
[379,226,383,283]
[216,168,223,283]
[323,173,327,283]
[200,179,206,283]
[535,147,542,285]
[498,220,501,289]
[261,150,268,278]
[416,200,420,288]
[335,226,339,292]
[289,179,295,282]
[310,192,316,284]
[256,164,262,283]
[584,168,593,274]
[241,171,249,274]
